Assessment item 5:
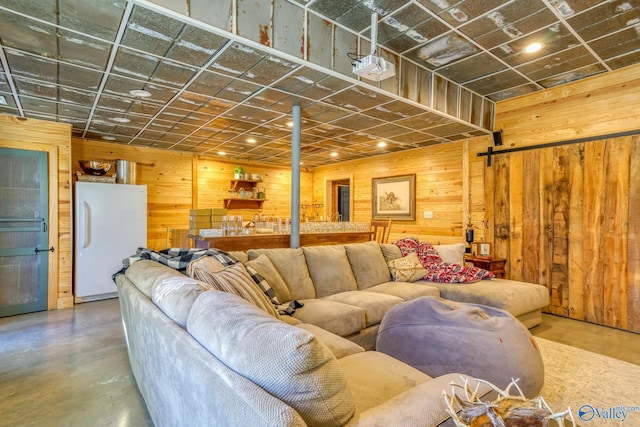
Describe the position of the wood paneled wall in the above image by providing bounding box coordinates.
[489,63,640,333]
[312,140,487,245]
[72,139,312,250]
[0,116,73,309]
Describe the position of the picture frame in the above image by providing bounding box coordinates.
[471,242,492,258]
[372,174,416,221]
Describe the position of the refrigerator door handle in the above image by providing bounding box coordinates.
[82,201,91,248]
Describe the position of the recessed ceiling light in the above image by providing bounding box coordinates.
[129,89,152,98]
[300,161,304,165]
[246,138,256,143]
[217,151,226,156]
[377,141,387,147]
[286,121,293,128]
[524,42,543,54]
[330,152,338,157]
[111,117,130,123]
[101,136,117,141]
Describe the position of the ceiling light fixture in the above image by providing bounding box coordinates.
[246,138,256,143]
[217,151,226,156]
[352,13,396,81]
[524,42,543,54]
[111,117,130,123]
[129,89,152,98]
[101,135,116,141]
[377,141,387,147]
[330,152,338,157]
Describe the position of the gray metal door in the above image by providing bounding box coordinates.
[0,147,50,317]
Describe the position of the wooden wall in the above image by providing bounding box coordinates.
[312,138,489,246]
[488,63,640,333]
[0,116,73,309]
[72,138,312,250]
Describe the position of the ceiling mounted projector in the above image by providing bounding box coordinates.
[353,54,396,81]
[352,13,396,81]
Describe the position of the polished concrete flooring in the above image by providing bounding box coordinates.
[1,298,639,427]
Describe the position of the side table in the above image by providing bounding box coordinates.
[465,255,506,278]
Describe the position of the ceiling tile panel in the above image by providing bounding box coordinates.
[121,5,184,56]
[416,0,506,27]
[567,1,640,41]
[404,32,478,69]
[165,25,228,66]
[437,52,507,83]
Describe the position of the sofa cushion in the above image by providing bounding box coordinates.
[380,243,402,263]
[433,243,465,265]
[187,291,356,427]
[248,248,316,300]
[425,278,550,318]
[302,245,358,297]
[365,281,440,301]
[151,276,208,328]
[244,254,292,303]
[187,257,279,318]
[344,241,391,290]
[322,291,403,327]
[292,299,366,337]
[295,323,365,359]
[125,259,184,298]
[338,351,431,413]
[387,253,428,282]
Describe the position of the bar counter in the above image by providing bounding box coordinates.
[194,231,373,252]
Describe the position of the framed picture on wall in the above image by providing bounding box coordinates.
[372,174,416,220]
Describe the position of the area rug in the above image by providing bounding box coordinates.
[536,337,640,426]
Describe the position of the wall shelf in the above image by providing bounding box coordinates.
[223,198,266,209]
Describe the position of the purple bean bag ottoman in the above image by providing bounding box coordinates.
[376,296,544,397]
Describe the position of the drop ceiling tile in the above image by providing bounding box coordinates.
[96,94,160,116]
[605,50,640,70]
[273,67,331,94]
[461,2,557,50]
[589,27,640,62]
[112,47,159,81]
[568,1,640,41]
[330,114,384,131]
[216,79,262,102]
[463,69,531,96]
[404,32,478,69]
[121,5,184,56]
[437,52,507,83]
[324,86,394,111]
[365,123,413,138]
[166,25,229,66]
[59,0,125,41]
[13,76,57,100]
[221,104,281,123]
[210,43,267,78]
[335,2,382,32]
[537,63,606,88]
[168,92,211,111]
[0,9,58,57]
[244,88,290,109]
[416,0,506,27]
[187,70,235,96]
[361,100,426,121]
[491,23,580,67]
[394,112,451,130]
[243,56,300,86]
[516,46,597,81]
[308,0,358,21]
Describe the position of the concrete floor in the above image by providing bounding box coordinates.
[1,298,639,426]
[0,298,152,427]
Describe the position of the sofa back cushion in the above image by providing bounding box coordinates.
[433,243,465,265]
[248,248,316,300]
[151,276,208,327]
[187,291,356,427]
[302,245,358,298]
[125,259,185,298]
[344,241,391,289]
[380,243,403,263]
[187,256,280,318]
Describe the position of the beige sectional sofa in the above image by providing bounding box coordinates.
[114,240,549,426]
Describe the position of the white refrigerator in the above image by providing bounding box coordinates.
[74,182,147,303]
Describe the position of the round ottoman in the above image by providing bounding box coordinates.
[376,296,544,397]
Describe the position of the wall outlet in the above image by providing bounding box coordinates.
[423,210,433,219]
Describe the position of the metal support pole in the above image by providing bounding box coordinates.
[290,104,301,248]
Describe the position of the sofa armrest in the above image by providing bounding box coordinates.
[349,374,492,427]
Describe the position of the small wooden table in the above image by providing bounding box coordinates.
[464,255,506,278]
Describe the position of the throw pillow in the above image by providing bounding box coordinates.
[187,291,356,427]
[244,264,303,315]
[187,257,280,318]
[387,253,428,282]
[245,254,292,303]
[433,243,465,265]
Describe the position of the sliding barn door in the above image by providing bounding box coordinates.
[485,136,640,333]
